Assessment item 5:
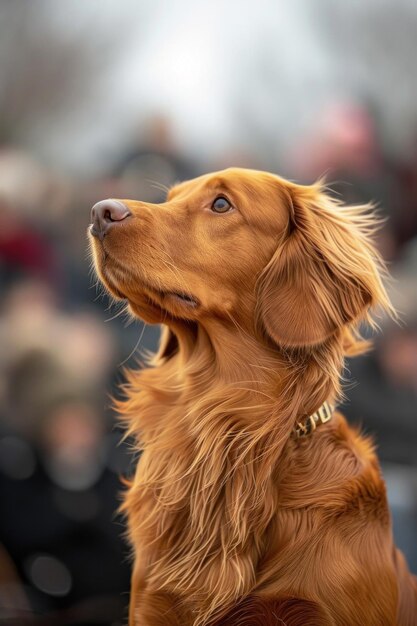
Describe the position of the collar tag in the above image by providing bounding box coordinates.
[293,401,334,439]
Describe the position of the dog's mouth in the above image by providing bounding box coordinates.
[91,237,201,313]
[99,256,199,310]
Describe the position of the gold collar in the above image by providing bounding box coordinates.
[293,401,334,439]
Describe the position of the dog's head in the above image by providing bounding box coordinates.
[89,167,392,350]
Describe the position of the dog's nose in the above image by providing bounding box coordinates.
[90,199,131,240]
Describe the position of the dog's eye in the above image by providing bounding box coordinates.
[211,196,232,213]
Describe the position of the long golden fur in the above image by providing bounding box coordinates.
[89,168,417,625]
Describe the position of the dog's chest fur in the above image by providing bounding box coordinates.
[120,358,285,621]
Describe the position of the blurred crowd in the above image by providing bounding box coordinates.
[0,105,417,624]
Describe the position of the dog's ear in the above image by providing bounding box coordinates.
[256,182,393,348]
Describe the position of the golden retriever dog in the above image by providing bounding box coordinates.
[89,168,417,625]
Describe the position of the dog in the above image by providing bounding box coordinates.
[89,168,417,625]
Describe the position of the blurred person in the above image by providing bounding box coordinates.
[0,280,115,412]
[0,147,60,291]
[112,113,195,203]
[287,100,403,257]
[0,195,55,291]
[289,100,382,184]
[0,394,131,623]
[343,324,417,467]
[0,148,50,218]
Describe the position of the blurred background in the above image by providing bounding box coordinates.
[0,0,416,624]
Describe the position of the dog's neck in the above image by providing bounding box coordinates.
[173,318,341,418]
